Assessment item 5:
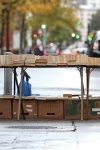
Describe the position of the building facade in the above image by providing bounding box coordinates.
[86,0,100,8]
[75,0,87,5]
[73,0,100,8]
[76,5,98,41]
[67,1,100,41]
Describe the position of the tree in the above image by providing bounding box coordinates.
[24,0,78,45]
[0,0,79,53]
[0,0,19,54]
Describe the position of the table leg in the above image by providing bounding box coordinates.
[80,67,84,120]
[86,67,90,120]
[18,68,24,120]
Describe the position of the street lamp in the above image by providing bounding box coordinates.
[41,24,47,47]
[41,24,46,29]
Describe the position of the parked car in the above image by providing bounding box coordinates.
[73,47,88,54]
[91,41,100,57]
[43,43,60,55]
[61,48,74,55]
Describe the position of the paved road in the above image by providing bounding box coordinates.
[0,120,100,150]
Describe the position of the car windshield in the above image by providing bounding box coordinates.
[45,45,57,50]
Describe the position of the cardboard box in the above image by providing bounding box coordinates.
[0,99,11,119]
[38,100,63,119]
[64,99,82,120]
[13,98,37,119]
[63,94,72,98]
[85,98,100,119]
[64,98,91,120]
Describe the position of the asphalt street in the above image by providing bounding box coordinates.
[0,120,100,150]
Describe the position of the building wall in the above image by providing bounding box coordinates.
[77,0,87,5]
[86,0,100,8]
[3,28,13,52]
[76,6,98,41]
[76,0,100,8]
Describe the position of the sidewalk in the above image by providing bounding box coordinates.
[0,119,100,150]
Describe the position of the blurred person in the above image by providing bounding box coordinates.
[34,35,43,56]
[33,42,39,55]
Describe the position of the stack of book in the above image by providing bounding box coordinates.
[13,55,25,66]
[56,55,67,66]
[66,55,78,65]
[25,54,35,66]
[77,54,88,65]
[35,55,47,66]
[47,55,57,66]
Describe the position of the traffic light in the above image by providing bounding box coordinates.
[76,20,81,25]
[88,32,93,41]
[71,33,81,40]
[76,34,80,39]
[87,35,92,42]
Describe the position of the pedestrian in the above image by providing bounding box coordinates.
[34,35,43,56]
[33,42,39,55]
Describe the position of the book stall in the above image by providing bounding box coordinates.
[0,54,100,120]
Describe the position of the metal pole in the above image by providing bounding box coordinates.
[41,24,46,47]
[43,28,46,47]
[4,52,13,95]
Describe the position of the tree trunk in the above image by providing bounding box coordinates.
[6,9,10,52]
[0,9,5,55]
[87,33,96,57]
[19,14,25,54]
